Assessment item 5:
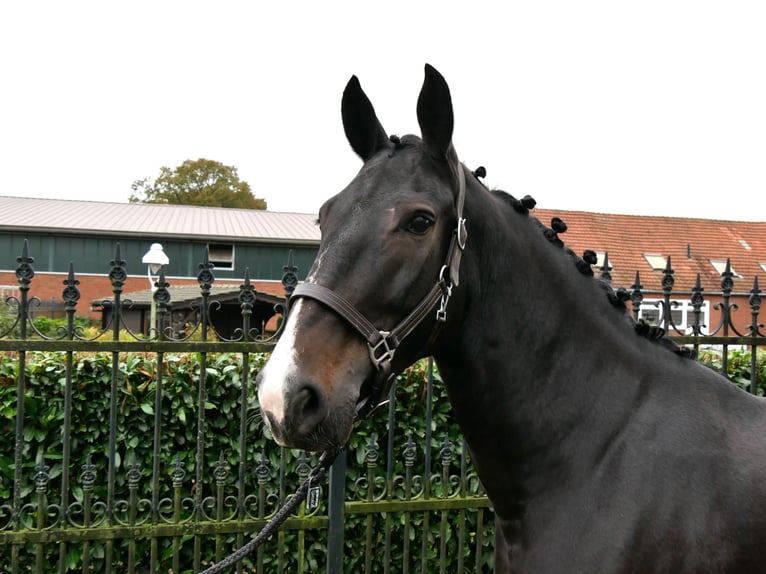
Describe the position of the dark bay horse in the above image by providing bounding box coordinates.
[257,64,766,572]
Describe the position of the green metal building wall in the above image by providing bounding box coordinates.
[0,232,318,281]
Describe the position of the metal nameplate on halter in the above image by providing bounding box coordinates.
[306,480,321,512]
[368,331,395,370]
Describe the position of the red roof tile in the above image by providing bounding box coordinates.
[531,209,766,295]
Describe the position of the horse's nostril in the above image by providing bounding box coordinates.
[290,382,328,435]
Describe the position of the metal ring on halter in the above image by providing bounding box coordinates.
[368,330,397,370]
[438,264,450,284]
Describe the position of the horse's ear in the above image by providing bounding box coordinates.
[417,64,456,163]
[342,75,391,161]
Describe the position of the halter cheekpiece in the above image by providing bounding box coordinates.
[290,165,468,420]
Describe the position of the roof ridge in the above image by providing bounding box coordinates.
[0,195,317,216]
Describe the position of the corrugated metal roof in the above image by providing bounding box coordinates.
[0,196,320,244]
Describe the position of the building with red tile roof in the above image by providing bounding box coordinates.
[532,208,765,335]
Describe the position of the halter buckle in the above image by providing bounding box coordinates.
[457,217,468,251]
[368,331,396,370]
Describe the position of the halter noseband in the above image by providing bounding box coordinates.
[290,165,468,421]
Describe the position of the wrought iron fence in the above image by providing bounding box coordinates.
[1,241,763,573]
[618,258,764,394]
[0,241,492,573]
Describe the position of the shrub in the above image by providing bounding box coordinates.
[698,347,766,395]
[0,351,489,572]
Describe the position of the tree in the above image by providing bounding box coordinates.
[130,158,267,209]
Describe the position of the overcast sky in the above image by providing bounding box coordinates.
[1,2,764,221]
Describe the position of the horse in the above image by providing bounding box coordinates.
[256,64,766,573]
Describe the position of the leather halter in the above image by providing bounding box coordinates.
[290,165,468,421]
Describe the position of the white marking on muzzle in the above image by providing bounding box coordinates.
[257,299,305,425]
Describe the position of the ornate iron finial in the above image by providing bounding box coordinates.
[689,274,706,336]
[749,277,762,336]
[126,455,142,489]
[108,244,127,290]
[630,271,644,319]
[403,432,417,467]
[153,268,171,311]
[62,263,81,312]
[80,456,97,490]
[197,246,215,294]
[34,458,50,493]
[239,268,256,314]
[750,277,762,313]
[691,274,705,308]
[214,452,229,486]
[282,250,298,298]
[15,240,35,289]
[365,433,380,469]
[296,452,312,482]
[254,454,271,483]
[720,258,734,293]
[440,436,454,465]
[661,256,675,293]
[599,252,613,283]
[170,455,186,488]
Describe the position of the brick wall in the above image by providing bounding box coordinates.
[0,271,285,321]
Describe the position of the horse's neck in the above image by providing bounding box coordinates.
[434,188,651,516]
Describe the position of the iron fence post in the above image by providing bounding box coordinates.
[326,450,347,573]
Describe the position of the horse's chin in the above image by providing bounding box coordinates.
[261,385,360,453]
[288,408,356,453]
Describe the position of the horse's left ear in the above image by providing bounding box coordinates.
[418,64,466,287]
[417,64,457,165]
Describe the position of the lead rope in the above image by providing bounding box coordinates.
[199,449,340,574]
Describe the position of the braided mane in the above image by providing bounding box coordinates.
[471,167,694,359]
[375,144,693,359]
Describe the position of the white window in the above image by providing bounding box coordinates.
[208,243,235,270]
[637,298,711,335]
[0,285,20,299]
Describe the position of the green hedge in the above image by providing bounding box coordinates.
[698,347,766,395]
[3,346,764,572]
[0,351,491,572]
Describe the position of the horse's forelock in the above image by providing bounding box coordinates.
[391,134,422,151]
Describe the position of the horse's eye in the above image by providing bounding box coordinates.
[405,214,434,235]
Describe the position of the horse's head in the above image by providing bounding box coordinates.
[257,65,467,451]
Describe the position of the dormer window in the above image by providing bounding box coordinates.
[710,259,742,279]
[643,254,666,271]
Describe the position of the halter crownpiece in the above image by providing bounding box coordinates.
[289,164,468,420]
[449,165,468,287]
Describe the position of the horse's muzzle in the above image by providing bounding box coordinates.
[259,377,329,449]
